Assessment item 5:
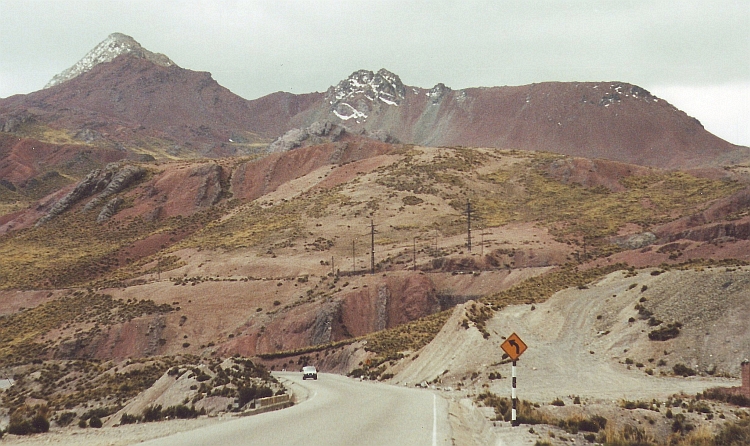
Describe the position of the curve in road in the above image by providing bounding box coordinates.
[140,372,452,446]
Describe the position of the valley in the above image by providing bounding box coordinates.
[0,32,749,445]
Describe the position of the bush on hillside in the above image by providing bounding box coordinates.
[88,416,102,428]
[120,413,140,425]
[649,322,682,341]
[7,406,50,435]
[673,363,697,377]
[714,418,750,445]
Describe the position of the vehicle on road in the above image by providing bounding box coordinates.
[302,366,318,380]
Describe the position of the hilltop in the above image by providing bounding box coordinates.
[1,142,749,362]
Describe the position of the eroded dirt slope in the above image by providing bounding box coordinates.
[390,266,747,400]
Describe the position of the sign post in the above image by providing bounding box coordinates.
[500,332,527,427]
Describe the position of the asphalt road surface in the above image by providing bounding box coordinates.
[140,372,452,446]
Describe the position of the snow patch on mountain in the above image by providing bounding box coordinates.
[45,33,175,89]
[333,102,369,121]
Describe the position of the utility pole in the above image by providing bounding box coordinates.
[467,199,472,252]
[413,237,417,271]
[370,219,376,275]
[481,227,484,257]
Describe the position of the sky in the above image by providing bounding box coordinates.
[1,0,748,146]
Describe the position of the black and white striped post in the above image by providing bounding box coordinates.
[511,360,518,426]
[500,332,527,427]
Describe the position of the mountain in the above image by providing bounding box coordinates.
[44,32,175,89]
[1,33,746,172]
[0,33,321,160]
[283,68,746,169]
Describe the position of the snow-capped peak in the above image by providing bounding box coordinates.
[325,69,406,122]
[44,33,175,89]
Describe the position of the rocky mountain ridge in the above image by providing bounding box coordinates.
[326,69,407,121]
[1,32,745,172]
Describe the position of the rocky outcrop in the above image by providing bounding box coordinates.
[231,136,393,202]
[611,232,657,250]
[82,164,146,212]
[268,121,344,152]
[191,163,223,208]
[427,83,450,104]
[0,113,31,133]
[37,164,145,225]
[231,273,441,356]
[333,273,441,339]
[97,196,124,222]
[36,168,111,225]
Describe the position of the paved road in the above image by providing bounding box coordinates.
[141,372,452,446]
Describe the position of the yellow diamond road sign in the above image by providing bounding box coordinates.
[501,332,527,361]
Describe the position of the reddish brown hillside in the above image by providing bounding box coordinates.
[0,55,319,157]
[231,135,393,201]
[290,72,743,169]
[2,49,743,170]
[0,134,127,195]
[440,82,739,169]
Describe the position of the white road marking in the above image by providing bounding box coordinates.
[433,393,438,446]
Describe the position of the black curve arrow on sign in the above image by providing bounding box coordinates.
[508,339,520,355]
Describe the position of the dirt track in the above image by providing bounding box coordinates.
[390,267,747,444]
[394,267,744,401]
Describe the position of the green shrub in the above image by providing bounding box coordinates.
[7,420,33,435]
[7,407,50,435]
[648,322,682,341]
[703,389,750,407]
[31,414,50,433]
[142,405,163,422]
[56,411,76,427]
[162,404,199,419]
[671,413,694,434]
[714,418,750,445]
[140,404,204,423]
[578,415,607,432]
[81,407,117,421]
[120,413,140,425]
[621,400,650,410]
[88,416,102,428]
[673,363,697,377]
[476,391,551,425]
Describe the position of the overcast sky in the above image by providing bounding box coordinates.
[1,0,748,145]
